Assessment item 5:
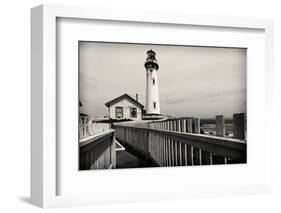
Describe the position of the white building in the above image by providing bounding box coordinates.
[105,93,144,120]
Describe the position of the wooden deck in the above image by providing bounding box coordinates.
[116,148,154,169]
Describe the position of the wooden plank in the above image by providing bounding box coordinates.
[174,141,178,166]
[178,142,182,166]
[162,136,165,166]
[166,138,169,166]
[153,133,155,163]
[157,134,160,165]
[167,139,170,166]
[165,138,167,166]
[162,139,164,166]
[171,140,174,166]
[159,135,162,166]
[104,141,110,168]
[160,134,162,165]
[199,149,202,165]
[169,121,174,166]
[183,144,188,166]
[187,145,194,165]
[163,138,166,166]
[111,135,116,168]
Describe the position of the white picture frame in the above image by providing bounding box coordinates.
[31,4,274,208]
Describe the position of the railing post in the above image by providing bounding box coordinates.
[193,118,200,134]
[164,122,169,166]
[186,118,193,133]
[181,119,187,166]
[216,115,225,137]
[233,113,246,139]
[166,121,170,166]
[169,120,173,166]
[181,119,185,133]
[185,118,194,165]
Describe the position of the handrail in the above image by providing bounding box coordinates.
[148,128,246,162]
[80,129,115,148]
[114,121,246,166]
[79,120,111,139]
[79,129,116,170]
[150,128,246,148]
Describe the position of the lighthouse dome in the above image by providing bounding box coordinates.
[144,49,159,70]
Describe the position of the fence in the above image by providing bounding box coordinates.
[115,113,246,167]
[79,129,116,170]
[79,119,111,139]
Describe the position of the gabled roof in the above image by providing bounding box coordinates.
[105,93,144,108]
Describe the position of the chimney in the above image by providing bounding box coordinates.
[136,93,138,102]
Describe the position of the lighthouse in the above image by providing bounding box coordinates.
[144,50,162,120]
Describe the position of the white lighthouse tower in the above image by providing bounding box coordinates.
[143,50,162,120]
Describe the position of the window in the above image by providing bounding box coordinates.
[130,108,137,118]
[153,102,156,109]
[152,78,155,85]
[115,107,123,118]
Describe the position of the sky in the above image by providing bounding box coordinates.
[79,42,246,119]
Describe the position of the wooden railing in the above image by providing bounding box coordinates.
[79,129,116,170]
[79,119,111,139]
[115,113,246,166]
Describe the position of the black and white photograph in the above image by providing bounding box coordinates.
[79,41,247,170]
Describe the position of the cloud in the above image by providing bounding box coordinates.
[164,88,246,104]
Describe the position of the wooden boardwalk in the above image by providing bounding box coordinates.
[79,113,246,170]
[116,149,153,169]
